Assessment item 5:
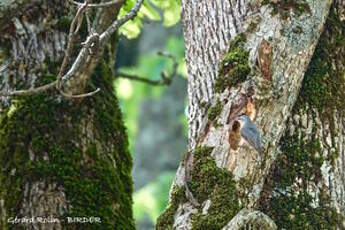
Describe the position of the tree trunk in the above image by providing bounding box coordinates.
[157,0,345,229]
[0,1,134,229]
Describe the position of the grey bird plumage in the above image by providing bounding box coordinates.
[238,115,264,154]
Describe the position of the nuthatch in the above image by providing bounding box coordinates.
[237,114,264,154]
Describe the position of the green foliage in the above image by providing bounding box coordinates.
[119,0,181,39]
[116,36,186,152]
[133,171,176,222]
[214,34,250,93]
[150,0,181,27]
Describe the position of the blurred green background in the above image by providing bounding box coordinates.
[115,1,186,229]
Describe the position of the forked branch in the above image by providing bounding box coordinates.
[0,0,144,98]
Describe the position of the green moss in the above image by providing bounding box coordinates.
[261,132,341,229]
[297,10,345,115]
[259,7,345,228]
[262,0,310,18]
[55,16,71,33]
[156,146,240,230]
[0,57,134,229]
[214,34,250,93]
[208,99,223,126]
[247,21,259,33]
[156,186,187,230]
[188,147,241,230]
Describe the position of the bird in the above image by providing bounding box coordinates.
[237,114,264,154]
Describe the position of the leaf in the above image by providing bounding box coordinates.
[142,2,161,21]
[119,17,143,39]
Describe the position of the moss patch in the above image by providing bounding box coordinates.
[261,131,341,229]
[259,5,344,229]
[0,59,134,229]
[262,0,311,18]
[208,99,223,127]
[155,186,187,230]
[189,147,241,230]
[156,147,240,230]
[214,34,250,93]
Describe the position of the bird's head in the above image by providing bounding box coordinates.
[238,114,250,124]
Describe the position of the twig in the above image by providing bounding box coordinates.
[100,0,144,44]
[59,87,100,98]
[0,0,143,98]
[0,81,56,97]
[61,33,100,84]
[116,51,178,86]
[0,33,100,97]
[57,0,89,90]
[68,0,124,8]
[85,8,91,34]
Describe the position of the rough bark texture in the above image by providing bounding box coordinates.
[260,4,345,228]
[157,0,345,229]
[0,1,134,229]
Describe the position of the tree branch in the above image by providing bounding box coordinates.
[99,0,144,44]
[68,0,124,8]
[0,81,57,97]
[57,0,89,90]
[116,51,178,86]
[0,0,143,98]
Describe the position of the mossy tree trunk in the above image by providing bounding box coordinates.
[157,0,345,229]
[0,1,134,229]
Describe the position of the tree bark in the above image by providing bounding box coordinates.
[157,0,345,229]
[0,1,134,229]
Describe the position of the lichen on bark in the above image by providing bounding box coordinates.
[259,4,345,229]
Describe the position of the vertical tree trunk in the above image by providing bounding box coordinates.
[157,0,345,229]
[0,1,134,229]
[260,5,345,228]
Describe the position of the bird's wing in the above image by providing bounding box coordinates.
[240,120,264,153]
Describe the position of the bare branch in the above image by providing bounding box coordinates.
[0,0,143,98]
[58,87,100,98]
[116,51,179,86]
[61,33,100,85]
[57,0,89,90]
[68,0,124,8]
[0,81,56,97]
[99,0,144,44]
[85,8,92,34]
[0,33,100,98]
